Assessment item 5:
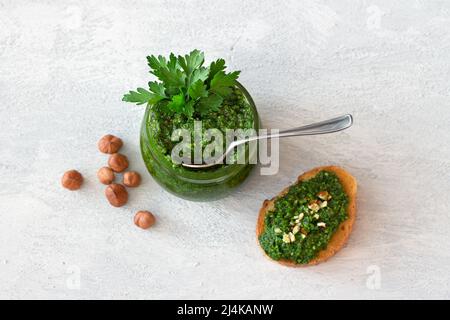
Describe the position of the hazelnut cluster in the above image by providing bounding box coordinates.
[96,134,142,207]
[60,134,155,230]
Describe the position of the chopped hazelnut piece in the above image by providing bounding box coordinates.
[289,232,295,242]
[308,201,320,212]
[317,191,331,201]
[282,233,291,243]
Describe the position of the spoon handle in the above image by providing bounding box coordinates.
[253,114,353,141]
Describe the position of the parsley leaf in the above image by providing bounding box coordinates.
[147,54,185,88]
[188,80,208,100]
[210,70,240,97]
[148,81,166,96]
[197,94,223,116]
[156,67,185,88]
[207,58,226,84]
[146,55,167,72]
[178,50,205,77]
[167,93,185,114]
[184,100,195,117]
[122,87,164,105]
[191,67,209,84]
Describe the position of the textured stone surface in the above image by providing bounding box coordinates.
[1,0,449,299]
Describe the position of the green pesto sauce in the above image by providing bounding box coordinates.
[151,86,254,160]
[259,171,349,264]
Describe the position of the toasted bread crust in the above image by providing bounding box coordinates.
[256,166,357,267]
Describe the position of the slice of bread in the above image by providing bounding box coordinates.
[256,166,357,267]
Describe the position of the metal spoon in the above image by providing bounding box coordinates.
[181,114,353,169]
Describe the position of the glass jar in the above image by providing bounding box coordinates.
[140,82,260,201]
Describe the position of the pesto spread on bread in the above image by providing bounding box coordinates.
[258,171,349,264]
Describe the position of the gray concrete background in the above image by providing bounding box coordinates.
[0,0,449,299]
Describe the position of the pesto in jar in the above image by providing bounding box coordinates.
[258,171,349,264]
[152,86,254,162]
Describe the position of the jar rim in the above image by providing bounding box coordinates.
[140,82,260,183]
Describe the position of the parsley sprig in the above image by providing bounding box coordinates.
[122,50,240,117]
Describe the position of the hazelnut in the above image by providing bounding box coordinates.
[108,153,129,173]
[123,171,141,187]
[134,211,155,229]
[61,170,83,190]
[97,167,115,185]
[105,183,128,207]
[98,134,123,154]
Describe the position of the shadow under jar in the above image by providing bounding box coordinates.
[140,82,261,201]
